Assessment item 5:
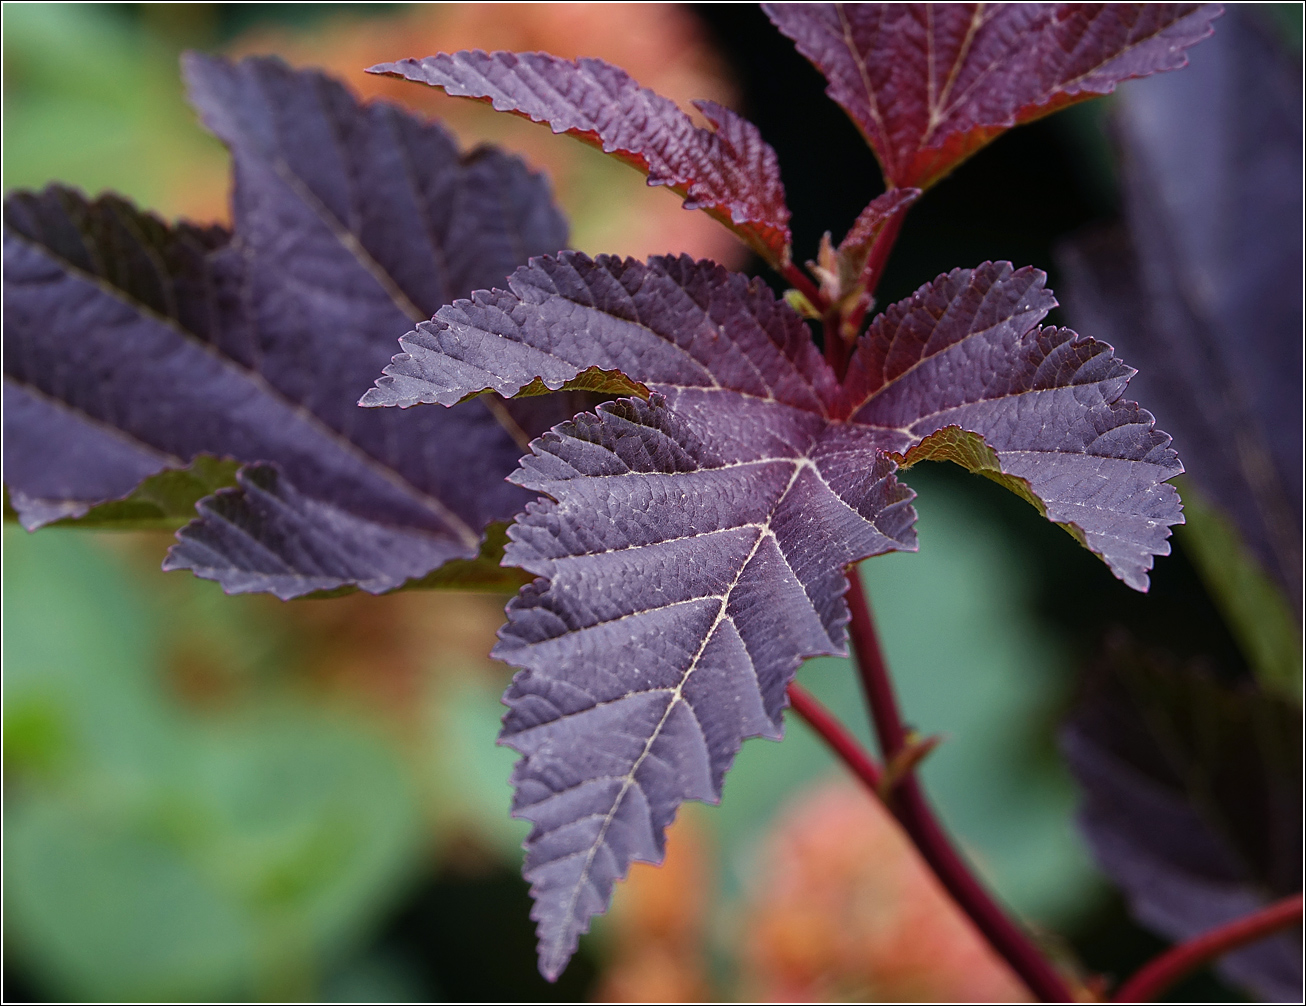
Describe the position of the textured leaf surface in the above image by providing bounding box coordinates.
[500,395,914,979]
[764,2,1221,189]
[1061,636,1302,1001]
[366,252,1182,976]
[2,55,570,598]
[839,262,1183,591]
[369,50,793,266]
[1057,6,1301,608]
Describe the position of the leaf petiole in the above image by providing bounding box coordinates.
[843,197,910,332]
[843,569,1078,1002]
[786,683,883,792]
[779,260,826,314]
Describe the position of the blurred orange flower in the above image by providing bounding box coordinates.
[741,777,1033,1003]
[593,811,715,1003]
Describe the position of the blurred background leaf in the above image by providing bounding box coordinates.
[1057,5,1302,698]
[1061,634,1302,1001]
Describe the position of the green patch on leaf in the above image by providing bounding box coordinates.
[4,456,242,531]
[403,522,534,594]
[898,426,1094,553]
[898,426,1042,512]
[501,365,649,401]
[62,456,241,530]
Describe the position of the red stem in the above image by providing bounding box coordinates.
[823,314,850,377]
[841,198,912,335]
[786,683,882,791]
[1112,894,1304,1002]
[853,205,907,309]
[844,571,1077,1003]
[780,261,825,313]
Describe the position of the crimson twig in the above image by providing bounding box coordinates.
[822,314,850,376]
[845,198,910,332]
[844,572,1077,1003]
[1112,893,1304,1002]
[785,682,882,791]
[779,260,824,312]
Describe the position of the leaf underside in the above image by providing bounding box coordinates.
[1062,636,1302,1001]
[368,50,794,267]
[838,187,921,263]
[2,55,571,598]
[365,251,1183,976]
[764,2,1222,189]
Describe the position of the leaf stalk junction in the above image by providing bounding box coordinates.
[785,213,1080,1001]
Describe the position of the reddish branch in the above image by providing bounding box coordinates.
[786,683,882,791]
[844,200,909,333]
[1112,893,1304,1002]
[786,190,1075,1000]
[822,314,850,378]
[843,573,1077,1003]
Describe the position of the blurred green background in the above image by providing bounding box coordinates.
[4,3,1296,1002]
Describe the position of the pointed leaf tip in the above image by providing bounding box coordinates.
[372,49,794,266]
[766,2,1222,189]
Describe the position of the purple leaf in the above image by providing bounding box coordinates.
[840,262,1183,591]
[3,54,570,597]
[1058,6,1301,603]
[369,50,794,267]
[1061,635,1302,1001]
[500,394,914,979]
[764,2,1221,189]
[365,252,1182,976]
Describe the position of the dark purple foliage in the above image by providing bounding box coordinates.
[2,54,570,598]
[365,251,1182,973]
[1062,636,1302,1001]
[3,195,236,529]
[764,2,1222,189]
[1058,5,1302,604]
[842,263,1182,591]
[368,50,794,267]
[1056,11,1304,996]
[499,394,911,979]
[4,5,1236,989]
